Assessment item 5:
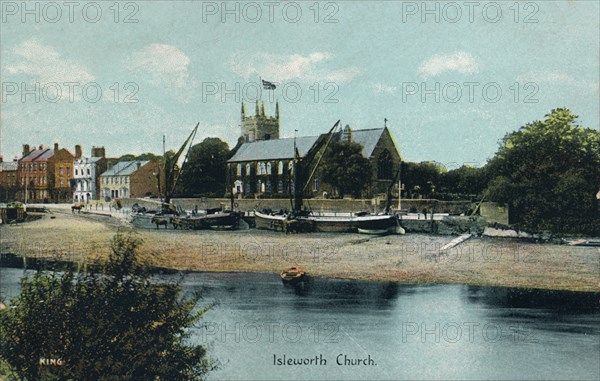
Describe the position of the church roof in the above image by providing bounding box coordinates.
[228,136,321,162]
[227,128,388,163]
[344,128,385,158]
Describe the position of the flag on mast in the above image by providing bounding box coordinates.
[262,79,276,90]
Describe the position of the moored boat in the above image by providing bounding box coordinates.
[254,210,288,232]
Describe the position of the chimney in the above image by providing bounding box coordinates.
[0,155,3,163]
[75,145,82,158]
[54,143,59,153]
[136,162,141,170]
[39,144,44,150]
[23,144,30,156]
[13,156,18,162]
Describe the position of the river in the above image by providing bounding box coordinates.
[1,268,598,380]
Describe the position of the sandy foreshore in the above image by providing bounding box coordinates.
[1,206,598,292]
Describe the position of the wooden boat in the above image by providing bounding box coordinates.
[254,210,288,232]
[280,266,306,284]
[300,213,398,233]
[171,211,240,230]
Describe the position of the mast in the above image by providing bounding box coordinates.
[163,123,199,204]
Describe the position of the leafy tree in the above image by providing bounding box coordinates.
[320,141,372,198]
[0,233,214,381]
[439,165,489,200]
[176,138,230,197]
[485,108,600,234]
[402,161,446,199]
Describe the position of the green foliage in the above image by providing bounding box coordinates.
[176,138,230,197]
[486,108,600,234]
[0,233,214,381]
[438,165,489,200]
[320,141,372,198]
[402,161,446,199]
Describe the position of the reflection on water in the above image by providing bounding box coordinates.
[1,268,599,380]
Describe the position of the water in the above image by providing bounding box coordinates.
[1,268,598,380]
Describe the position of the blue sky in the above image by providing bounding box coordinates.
[1,0,598,168]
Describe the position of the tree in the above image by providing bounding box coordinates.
[177,138,230,197]
[0,233,214,381]
[485,108,600,234]
[320,141,372,198]
[402,161,446,199]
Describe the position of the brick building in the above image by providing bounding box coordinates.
[17,143,79,203]
[0,156,19,201]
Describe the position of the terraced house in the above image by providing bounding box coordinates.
[17,143,78,203]
[73,146,107,203]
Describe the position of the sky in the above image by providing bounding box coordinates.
[1,0,598,169]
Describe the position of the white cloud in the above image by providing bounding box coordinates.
[128,44,190,89]
[516,70,599,93]
[418,51,479,78]
[372,83,397,94]
[229,52,359,83]
[6,38,94,84]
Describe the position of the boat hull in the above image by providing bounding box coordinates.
[254,211,287,232]
[172,212,240,230]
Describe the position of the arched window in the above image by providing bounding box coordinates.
[266,162,272,175]
[237,164,242,176]
[278,161,284,175]
[378,149,393,179]
[246,163,251,176]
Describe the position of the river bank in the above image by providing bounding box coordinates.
[0,207,598,292]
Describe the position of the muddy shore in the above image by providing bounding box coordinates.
[0,207,598,292]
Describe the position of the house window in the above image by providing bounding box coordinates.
[67,168,71,177]
[75,169,78,176]
[377,149,393,180]
[59,167,63,176]
[87,168,90,175]
[32,163,37,171]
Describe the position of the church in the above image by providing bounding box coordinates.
[226,101,402,199]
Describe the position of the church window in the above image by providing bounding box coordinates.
[237,164,242,176]
[266,162,272,175]
[378,149,393,179]
[278,161,284,175]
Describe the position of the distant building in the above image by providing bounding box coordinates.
[16,143,78,203]
[0,156,19,201]
[227,103,401,198]
[73,146,107,203]
[100,160,162,200]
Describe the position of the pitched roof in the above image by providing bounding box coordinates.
[101,160,148,176]
[342,128,385,157]
[227,136,321,162]
[0,162,18,171]
[20,148,54,162]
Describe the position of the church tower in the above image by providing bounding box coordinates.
[241,100,280,142]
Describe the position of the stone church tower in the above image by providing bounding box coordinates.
[241,100,279,142]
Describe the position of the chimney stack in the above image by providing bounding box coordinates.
[75,145,82,158]
[54,143,59,153]
[13,156,18,162]
[23,144,30,156]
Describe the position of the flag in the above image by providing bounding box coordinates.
[262,79,276,90]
